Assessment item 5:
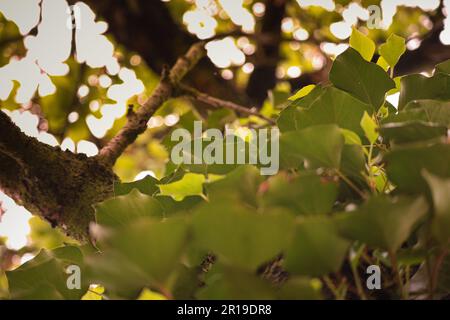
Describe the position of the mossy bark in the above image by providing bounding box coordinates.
[0,111,116,242]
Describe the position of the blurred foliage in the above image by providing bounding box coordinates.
[1,1,450,300]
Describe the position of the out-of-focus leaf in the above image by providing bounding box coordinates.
[94,189,164,228]
[284,217,349,276]
[262,172,338,216]
[158,173,206,201]
[380,121,447,145]
[192,201,294,271]
[423,171,450,244]
[385,143,450,193]
[6,246,87,300]
[280,124,344,169]
[336,196,428,252]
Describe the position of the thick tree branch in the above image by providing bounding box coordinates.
[0,110,116,241]
[98,42,206,165]
[179,83,276,124]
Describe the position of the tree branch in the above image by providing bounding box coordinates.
[98,42,206,165]
[0,110,116,241]
[179,83,276,124]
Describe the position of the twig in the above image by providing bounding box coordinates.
[98,42,206,165]
[335,170,368,199]
[179,83,276,124]
[429,246,449,299]
[389,250,405,299]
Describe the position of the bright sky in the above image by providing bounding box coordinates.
[0,0,449,251]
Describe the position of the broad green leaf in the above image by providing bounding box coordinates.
[336,196,429,252]
[197,265,275,300]
[87,217,189,297]
[205,165,263,207]
[263,172,338,216]
[6,246,87,300]
[340,144,366,180]
[289,85,316,101]
[330,47,395,109]
[280,124,345,169]
[95,189,164,228]
[385,143,450,193]
[284,87,373,138]
[192,201,294,271]
[284,217,349,276]
[349,28,375,61]
[158,173,206,201]
[399,73,450,109]
[379,34,406,68]
[360,112,378,144]
[402,100,450,127]
[379,121,447,145]
[423,171,450,244]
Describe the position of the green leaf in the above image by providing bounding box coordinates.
[263,172,338,216]
[158,173,206,201]
[360,111,379,144]
[336,196,429,252]
[280,124,345,169]
[289,85,316,101]
[398,73,450,109]
[276,277,323,300]
[6,246,87,300]
[284,217,350,276]
[283,87,373,138]
[205,165,263,207]
[349,28,376,61]
[330,47,395,109]
[377,56,390,72]
[385,143,450,193]
[423,171,450,244]
[87,217,189,297]
[341,129,362,145]
[95,189,164,228]
[340,144,366,181]
[192,201,294,271]
[402,100,450,127]
[137,288,167,300]
[379,34,406,68]
[379,121,447,145]
[197,265,275,300]
[114,175,159,196]
[436,59,450,75]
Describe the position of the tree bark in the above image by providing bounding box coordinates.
[0,111,116,241]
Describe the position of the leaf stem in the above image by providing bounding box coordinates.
[336,170,367,199]
[389,250,405,299]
